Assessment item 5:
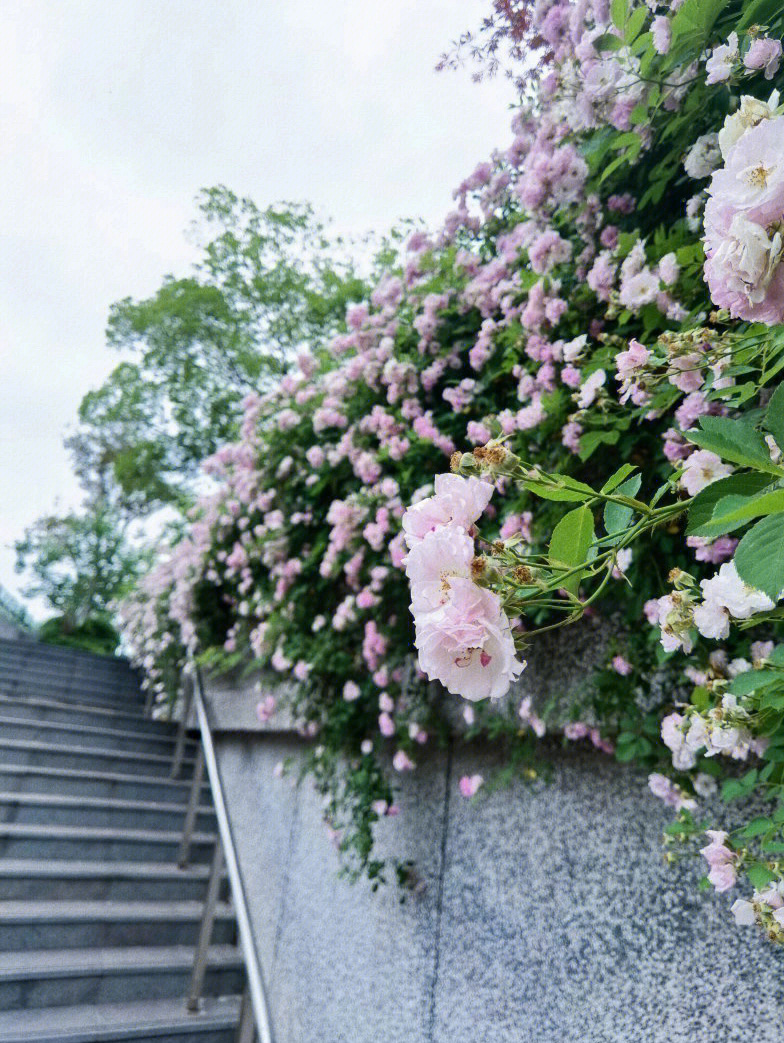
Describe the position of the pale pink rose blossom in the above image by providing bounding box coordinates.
[414,578,525,702]
[612,655,633,676]
[576,368,606,409]
[744,37,782,79]
[405,526,475,615]
[518,696,546,737]
[401,474,493,547]
[458,774,484,798]
[731,899,757,926]
[343,681,360,702]
[699,562,776,620]
[392,750,415,772]
[679,449,733,495]
[378,712,395,737]
[705,32,739,84]
[651,16,671,55]
[256,696,276,723]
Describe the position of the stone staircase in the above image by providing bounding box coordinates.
[0,638,244,1042]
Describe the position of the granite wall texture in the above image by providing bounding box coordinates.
[204,674,784,1042]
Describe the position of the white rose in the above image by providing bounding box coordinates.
[712,213,783,305]
[700,561,775,619]
[718,91,781,159]
[730,899,757,926]
[684,132,721,179]
[693,598,730,640]
[576,368,606,409]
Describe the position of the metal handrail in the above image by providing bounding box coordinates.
[186,662,275,1043]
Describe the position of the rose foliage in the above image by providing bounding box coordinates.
[122,0,784,934]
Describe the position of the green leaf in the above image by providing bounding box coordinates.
[740,817,775,839]
[669,0,728,60]
[629,31,653,57]
[737,0,783,30]
[770,645,784,666]
[600,464,637,495]
[610,131,643,152]
[765,382,784,451]
[734,513,784,601]
[593,33,624,51]
[687,472,774,535]
[691,685,711,710]
[548,506,595,596]
[578,429,619,461]
[689,488,784,539]
[603,475,642,536]
[686,415,781,474]
[722,768,757,801]
[728,669,779,697]
[522,483,588,503]
[624,5,647,43]
[523,474,594,503]
[610,0,628,29]
[746,862,778,890]
[759,688,784,710]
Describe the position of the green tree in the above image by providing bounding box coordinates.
[14,500,144,630]
[72,187,369,513]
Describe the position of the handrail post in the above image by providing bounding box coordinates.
[143,685,154,718]
[178,743,205,868]
[188,659,275,1043]
[236,987,257,1043]
[186,838,224,1013]
[171,680,194,779]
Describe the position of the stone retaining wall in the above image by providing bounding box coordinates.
[203,673,784,1043]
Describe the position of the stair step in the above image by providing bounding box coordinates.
[0,899,235,951]
[0,668,139,694]
[0,823,215,863]
[0,686,143,713]
[0,792,215,832]
[0,859,223,902]
[0,636,131,662]
[0,655,138,680]
[0,716,197,756]
[0,737,196,776]
[0,694,175,734]
[0,677,142,704]
[0,944,243,1008]
[0,640,239,1037]
[0,763,208,801]
[0,658,139,682]
[0,764,209,803]
[0,643,137,676]
[0,993,241,1042]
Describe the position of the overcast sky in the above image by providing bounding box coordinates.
[0,0,514,616]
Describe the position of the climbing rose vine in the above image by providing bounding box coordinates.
[122,0,784,938]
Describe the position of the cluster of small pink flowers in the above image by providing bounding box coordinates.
[661,696,767,771]
[563,721,614,755]
[700,830,738,892]
[647,773,697,812]
[693,562,777,641]
[402,474,525,702]
[118,1,784,917]
[732,880,784,932]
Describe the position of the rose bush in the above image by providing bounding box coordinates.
[122,0,784,936]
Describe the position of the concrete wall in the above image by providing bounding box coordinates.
[203,672,784,1043]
